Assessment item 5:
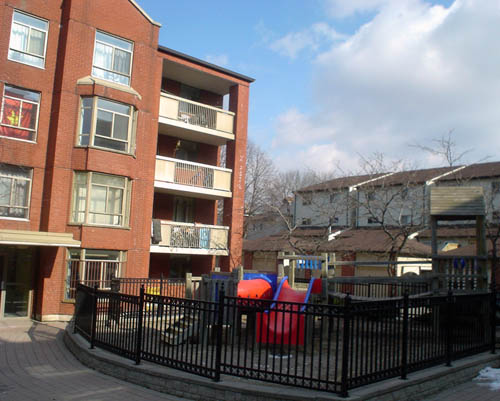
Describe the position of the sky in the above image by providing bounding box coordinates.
[139,0,500,174]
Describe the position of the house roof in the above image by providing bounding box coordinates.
[440,239,500,257]
[297,161,500,193]
[243,227,432,257]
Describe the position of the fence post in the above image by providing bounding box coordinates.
[185,273,193,299]
[491,286,497,355]
[401,289,409,379]
[445,290,453,367]
[214,288,225,382]
[341,294,351,398]
[90,285,98,349]
[135,285,145,365]
[160,273,164,297]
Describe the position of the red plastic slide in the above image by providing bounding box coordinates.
[237,278,273,299]
[256,278,321,346]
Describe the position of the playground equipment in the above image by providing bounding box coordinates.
[256,276,322,346]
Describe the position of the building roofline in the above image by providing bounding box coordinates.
[158,45,255,83]
[130,0,161,27]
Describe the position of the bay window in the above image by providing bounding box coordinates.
[71,172,131,227]
[78,97,135,153]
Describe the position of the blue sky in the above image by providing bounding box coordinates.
[139,0,498,174]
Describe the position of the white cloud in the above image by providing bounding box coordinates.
[269,22,346,59]
[324,0,409,18]
[270,0,500,172]
[205,54,229,67]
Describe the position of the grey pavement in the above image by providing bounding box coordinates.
[420,379,500,401]
[0,319,189,401]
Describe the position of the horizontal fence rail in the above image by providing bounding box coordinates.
[74,284,495,397]
[328,278,430,299]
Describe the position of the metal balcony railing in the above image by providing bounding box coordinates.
[159,92,234,134]
[155,156,232,194]
[153,220,229,251]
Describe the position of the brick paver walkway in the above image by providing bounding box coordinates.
[0,319,189,401]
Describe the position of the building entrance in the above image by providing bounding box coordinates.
[0,249,34,319]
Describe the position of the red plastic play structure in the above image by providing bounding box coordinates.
[237,278,273,299]
[256,277,322,346]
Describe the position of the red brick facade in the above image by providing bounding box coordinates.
[0,0,252,320]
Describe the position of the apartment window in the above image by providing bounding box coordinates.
[401,215,411,225]
[71,172,131,227]
[1,85,40,141]
[78,97,135,153]
[302,193,312,206]
[329,193,337,203]
[401,188,409,200]
[92,31,133,86]
[0,164,32,219]
[367,216,378,224]
[301,218,311,225]
[329,216,339,225]
[8,11,48,68]
[367,191,376,201]
[65,249,124,300]
[492,182,500,194]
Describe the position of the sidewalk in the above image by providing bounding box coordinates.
[0,319,189,401]
[420,379,500,401]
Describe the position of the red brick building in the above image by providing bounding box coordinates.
[0,0,253,321]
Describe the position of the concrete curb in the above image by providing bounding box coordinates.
[64,328,500,401]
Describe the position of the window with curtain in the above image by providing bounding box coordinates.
[0,164,32,219]
[78,97,134,153]
[8,11,48,68]
[71,171,131,227]
[0,85,40,141]
[92,31,133,86]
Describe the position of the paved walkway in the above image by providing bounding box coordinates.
[0,319,189,401]
[420,380,500,401]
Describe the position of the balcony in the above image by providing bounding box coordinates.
[155,156,232,199]
[150,220,229,256]
[158,93,235,146]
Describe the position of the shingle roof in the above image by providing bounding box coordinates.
[296,161,500,193]
[243,228,432,257]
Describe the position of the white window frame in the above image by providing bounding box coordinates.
[0,84,41,142]
[92,30,133,86]
[77,97,135,154]
[8,10,48,69]
[0,164,32,220]
[65,249,125,300]
[71,171,132,228]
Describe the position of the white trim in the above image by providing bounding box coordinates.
[155,155,232,173]
[158,220,229,230]
[0,240,80,247]
[349,172,396,192]
[426,165,467,186]
[128,0,162,27]
[150,245,228,256]
[160,92,235,116]
[154,180,232,199]
[158,116,235,141]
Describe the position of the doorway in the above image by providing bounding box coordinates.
[0,250,34,319]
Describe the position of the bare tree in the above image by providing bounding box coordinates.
[410,130,472,167]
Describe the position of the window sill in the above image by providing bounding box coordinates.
[8,56,45,70]
[0,134,37,144]
[75,145,136,158]
[0,216,29,222]
[68,222,131,230]
[62,299,76,304]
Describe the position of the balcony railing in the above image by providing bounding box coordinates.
[159,92,234,134]
[155,156,232,196]
[152,220,229,254]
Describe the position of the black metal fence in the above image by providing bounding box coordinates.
[74,284,495,397]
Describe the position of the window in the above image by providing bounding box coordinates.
[329,216,339,225]
[401,215,411,225]
[71,172,131,227]
[301,218,311,225]
[0,164,32,219]
[65,249,124,300]
[367,216,378,224]
[173,197,194,223]
[302,193,312,206]
[329,193,337,203]
[401,188,409,200]
[92,31,133,86]
[9,11,48,68]
[1,85,40,141]
[367,191,376,201]
[78,97,135,153]
[492,182,500,194]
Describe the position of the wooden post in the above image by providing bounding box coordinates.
[290,252,296,289]
[185,272,193,299]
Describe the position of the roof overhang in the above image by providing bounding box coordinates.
[0,230,81,247]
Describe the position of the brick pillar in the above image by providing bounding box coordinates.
[341,251,356,277]
[221,83,249,271]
